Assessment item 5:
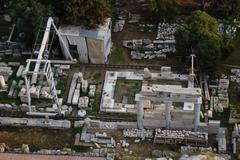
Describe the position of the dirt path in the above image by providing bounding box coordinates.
[0,153,105,160]
[0,127,74,150]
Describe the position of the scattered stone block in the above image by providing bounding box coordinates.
[21,144,30,153]
[19,104,29,112]
[8,62,20,67]
[82,80,88,93]
[16,65,24,77]
[72,89,80,105]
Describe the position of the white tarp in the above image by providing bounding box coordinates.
[77,37,89,63]
[87,38,105,64]
[67,36,89,63]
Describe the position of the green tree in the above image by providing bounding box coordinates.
[221,34,234,58]
[37,0,65,18]
[0,0,8,10]
[148,0,178,21]
[231,0,240,20]
[175,10,223,72]
[63,0,111,28]
[203,0,240,20]
[8,0,53,47]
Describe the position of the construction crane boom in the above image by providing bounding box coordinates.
[32,17,73,84]
[24,17,74,115]
[6,24,15,43]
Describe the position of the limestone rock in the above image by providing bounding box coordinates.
[0,143,6,153]
[22,144,30,153]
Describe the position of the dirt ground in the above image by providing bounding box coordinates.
[110,24,155,64]
[109,24,179,66]
[0,153,105,160]
[116,141,180,159]
[224,47,240,66]
[0,127,74,150]
[114,79,142,104]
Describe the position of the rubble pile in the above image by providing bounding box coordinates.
[123,129,153,138]
[156,23,177,40]
[123,39,175,60]
[123,39,152,50]
[230,68,240,82]
[99,122,117,130]
[210,78,229,112]
[123,39,176,59]
[0,64,13,81]
[218,22,237,38]
[119,139,129,148]
[130,50,166,60]
[0,142,111,157]
[0,42,22,57]
[37,148,109,157]
[217,78,229,110]
[40,87,53,99]
[113,20,125,32]
[154,129,208,145]
[180,145,213,153]
[52,65,70,79]
[123,22,177,60]
[179,154,230,160]
[154,129,207,140]
[81,130,116,147]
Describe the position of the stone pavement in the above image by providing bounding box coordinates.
[0,153,105,160]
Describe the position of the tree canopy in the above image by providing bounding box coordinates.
[0,0,8,11]
[63,0,112,28]
[8,0,53,47]
[148,0,178,22]
[202,0,240,20]
[175,10,227,72]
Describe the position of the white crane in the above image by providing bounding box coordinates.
[6,24,15,43]
[23,17,74,116]
[31,17,73,84]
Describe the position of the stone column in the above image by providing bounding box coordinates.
[188,74,194,88]
[0,75,5,88]
[165,101,172,129]
[137,101,144,129]
[194,103,201,131]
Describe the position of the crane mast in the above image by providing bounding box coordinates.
[23,17,73,115]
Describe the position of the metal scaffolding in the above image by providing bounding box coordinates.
[23,17,74,116]
[23,59,61,114]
